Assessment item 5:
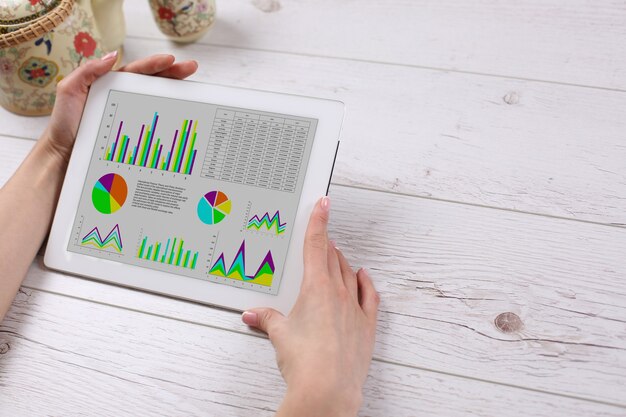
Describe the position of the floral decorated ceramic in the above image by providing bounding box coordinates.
[148,0,215,43]
[0,0,125,116]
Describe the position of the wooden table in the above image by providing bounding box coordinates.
[1,1,625,415]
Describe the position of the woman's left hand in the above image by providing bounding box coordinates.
[45,52,198,164]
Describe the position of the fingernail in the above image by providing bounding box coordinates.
[242,311,258,326]
[329,239,337,248]
[101,50,118,61]
[360,267,369,277]
[321,196,330,212]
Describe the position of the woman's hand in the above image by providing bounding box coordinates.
[242,197,380,417]
[44,51,198,165]
[0,53,197,322]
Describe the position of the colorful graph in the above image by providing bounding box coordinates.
[137,235,199,270]
[80,224,123,253]
[104,113,198,175]
[92,173,127,214]
[209,240,275,287]
[197,191,231,225]
[247,211,287,235]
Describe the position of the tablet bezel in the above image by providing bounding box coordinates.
[44,72,344,314]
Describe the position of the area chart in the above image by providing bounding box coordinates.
[209,240,275,287]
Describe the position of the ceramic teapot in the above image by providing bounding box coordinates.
[0,0,125,116]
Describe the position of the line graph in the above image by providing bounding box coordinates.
[80,224,123,253]
[209,240,275,287]
[247,211,287,235]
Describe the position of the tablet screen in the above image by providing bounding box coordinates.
[67,90,317,295]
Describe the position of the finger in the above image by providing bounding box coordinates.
[303,196,331,280]
[56,51,118,96]
[336,248,358,299]
[153,60,198,79]
[242,308,286,337]
[327,242,342,286]
[118,54,176,75]
[357,268,380,323]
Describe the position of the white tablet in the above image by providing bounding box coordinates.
[44,72,343,314]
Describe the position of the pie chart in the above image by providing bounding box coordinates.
[197,191,231,225]
[92,173,128,214]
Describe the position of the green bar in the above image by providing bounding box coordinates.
[175,239,184,266]
[146,245,153,259]
[150,138,160,168]
[105,146,112,161]
[117,136,127,163]
[139,128,151,166]
[190,252,198,270]
[168,238,177,264]
[183,130,197,174]
[161,238,170,263]
[138,236,147,258]
[183,250,190,268]
[153,242,161,261]
[173,119,188,172]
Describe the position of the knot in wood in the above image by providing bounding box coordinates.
[503,91,520,105]
[0,342,10,355]
[494,312,523,333]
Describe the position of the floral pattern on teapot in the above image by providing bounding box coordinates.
[0,0,124,116]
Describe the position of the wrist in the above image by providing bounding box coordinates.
[39,132,72,172]
[277,384,362,417]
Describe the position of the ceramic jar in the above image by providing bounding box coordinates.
[0,0,125,116]
[148,0,215,43]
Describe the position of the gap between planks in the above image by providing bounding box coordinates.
[125,33,626,95]
[3,134,625,231]
[16,279,626,411]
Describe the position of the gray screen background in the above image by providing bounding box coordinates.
[67,90,317,295]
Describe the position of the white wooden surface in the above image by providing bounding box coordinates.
[1,1,626,415]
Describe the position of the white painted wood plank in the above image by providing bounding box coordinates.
[124,0,626,90]
[0,136,34,187]
[2,42,625,224]
[10,192,625,403]
[2,129,626,404]
[1,289,624,417]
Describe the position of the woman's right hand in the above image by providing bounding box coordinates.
[242,196,380,417]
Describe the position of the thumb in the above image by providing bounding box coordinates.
[56,50,118,97]
[242,308,285,336]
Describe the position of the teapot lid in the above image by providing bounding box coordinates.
[0,0,73,48]
[0,0,61,26]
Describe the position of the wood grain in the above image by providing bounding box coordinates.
[124,0,626,90]
[2,135,624,405]
[1,288,624,417]
[1,34,626,225]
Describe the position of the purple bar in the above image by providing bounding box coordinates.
[177,120,192,173]
[143,113,159,167]
[121,135,130,163]
[188,149,197,175]
[110,121,123,161]
[166,129,178,171]
[133,124,145,165]
[154,144,163,169]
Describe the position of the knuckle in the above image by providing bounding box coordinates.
[373,290,381,305]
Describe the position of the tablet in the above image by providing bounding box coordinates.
[44,72,343,314]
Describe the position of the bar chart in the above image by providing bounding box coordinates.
[137,234,199,270]
[104,112,199,175]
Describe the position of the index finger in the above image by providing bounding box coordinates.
[303,196,331,281]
